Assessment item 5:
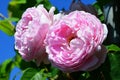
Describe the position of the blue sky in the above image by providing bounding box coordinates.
[0,0,15,64]
[0,0,96,80]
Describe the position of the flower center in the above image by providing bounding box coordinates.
[67,35,76,43]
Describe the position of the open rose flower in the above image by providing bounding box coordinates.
[45,11,108,72]
[14,5,55,65]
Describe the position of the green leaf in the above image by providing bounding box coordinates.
[36,0,43,3]
[21,68,50,80]
[108,53,120,80]
[31,73,44,80]
[0,59,14,74]
[9,0,26,4]
[0,59,15,80]
[0,20,15,36]
[6,17,19,22]
[106,44,120,52]
[50,67,59,78]
[8,0,27,18]
[21,68,38,80]
[19,60,37,70]
[0,59,12,73]
[31,72,47,80]
[43,1,52,10]
[93,2,105,22]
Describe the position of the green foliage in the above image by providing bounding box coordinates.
[8,0,27,19]
[108,53,120,80]
[8,0,54,19]
[6,17,19,22]
[21,68,38,80]
[93,2,105,22]
[107,44,120,52]
[21,67,59,80]
[0,59,14,80]
[93,0,111,22]
[0,19,15,36]
[106,44,120,80]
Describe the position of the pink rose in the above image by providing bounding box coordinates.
[45,11,108,72]
[14,5,55,66]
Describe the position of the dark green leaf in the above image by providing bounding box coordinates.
[36,0,43,3]
[21,68,50,80]
[31,71,47,80]
[106,44,120,52]
[0,59,15,80]
[19,60,37,70]
[35,0,52,11]
[0,59,14,73]
[108,53,120,80]
[20,0,37,11]
[93,2,105,22]
[0,20,15,36]
[21,68,38,80]
[50,67,59,78]
[8,0,27,19]
[43,1,52,10]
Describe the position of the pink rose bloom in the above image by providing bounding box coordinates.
[14,5,55,65]
[45,11,108,72]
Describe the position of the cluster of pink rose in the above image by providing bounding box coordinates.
[14,4,108,72]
